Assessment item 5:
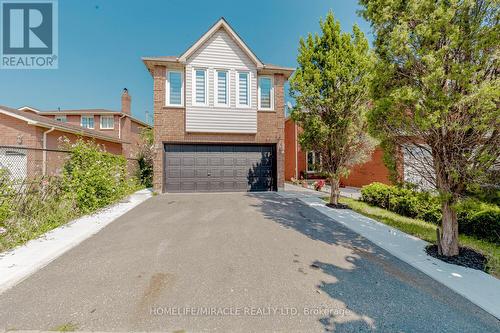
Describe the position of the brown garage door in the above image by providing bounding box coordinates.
[163,144,276,192]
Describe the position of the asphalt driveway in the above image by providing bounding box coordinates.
[0,192,498,332]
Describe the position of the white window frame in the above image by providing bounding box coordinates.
[165,70,184,107]
[214,69,230,107]
[306,151,321,173]
[81,115,94,129]
[54,115,66,122]
[236,71,251,108]
[100,115,114,129]
[258,75,274,111]
[192,68,208,106]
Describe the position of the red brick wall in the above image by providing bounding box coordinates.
[0,113,40,147]
[340,147,391,187]
[152,65,285,192]
[284,118,391,187]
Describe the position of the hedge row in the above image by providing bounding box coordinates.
[360,183,500,243]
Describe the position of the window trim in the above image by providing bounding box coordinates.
[81,115,95,129]
[192,67,208,107]
[258,75,274,111]
[306,151,321,173]
[166,70,184,107]
[214,69,230,107]
[100,115,115,130]
[236,71,251,108]
[54,115,67,122]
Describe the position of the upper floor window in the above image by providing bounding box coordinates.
[237,71,250,107]
[100,115,114,129]
[215,70,229,107]
[54,115,66,122]
[166,70,183,106]
[193,68,207,106]
[258,76,274,110]
[81,115,94,129]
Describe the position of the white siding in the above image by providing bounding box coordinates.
[185,28,258,133]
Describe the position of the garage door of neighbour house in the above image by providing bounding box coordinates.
[164,144,276,193]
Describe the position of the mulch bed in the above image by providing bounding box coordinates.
[426,245,487,272]
[326,203,350,209]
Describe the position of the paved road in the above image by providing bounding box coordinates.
[0,193,499,332]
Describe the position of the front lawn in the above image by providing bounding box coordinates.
[329,197,500,278]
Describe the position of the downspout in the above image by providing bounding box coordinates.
[42,127,55,176]
[118,114,126,139]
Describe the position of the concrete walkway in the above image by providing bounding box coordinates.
[285,182,361,199]
[279,190,500,319]
[0,189,152,294]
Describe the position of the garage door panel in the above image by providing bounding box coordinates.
[182,157,195,166]
[181,169,195,178]
[167,169,181,178]
[196,181,210,191]
[210,157,222,166]
[168,157,181,166]
[195,168,209,177]
[196,157,208,166]
[164,144,275,193]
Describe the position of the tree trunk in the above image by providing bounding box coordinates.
[440,198,459,256]
[329,177,340,205]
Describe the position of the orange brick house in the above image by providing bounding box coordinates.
[142,18,294,193]
[17,89,151,160]
[0,90,151,179]
[284,117,391,187]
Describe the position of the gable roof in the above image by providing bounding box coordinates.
[142,17,295,78]
[178,17,263,67]
[0,105,126,143]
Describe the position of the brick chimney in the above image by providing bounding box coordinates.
[121,88,131,115]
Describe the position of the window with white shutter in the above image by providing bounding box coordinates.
[193,69,207,106]
[237,72,250,107]
[215,70,229,107]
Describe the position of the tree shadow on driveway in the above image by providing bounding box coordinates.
[248,193,500,333]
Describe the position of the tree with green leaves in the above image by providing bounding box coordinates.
[290,11,376,206]
[359,0,500,256]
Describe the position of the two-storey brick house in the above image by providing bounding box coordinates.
[143,18,293,193]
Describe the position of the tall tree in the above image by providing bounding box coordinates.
[290,11,376,206]
[359,0,500,255]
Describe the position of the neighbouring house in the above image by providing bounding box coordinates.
[284,117,391,188]
[142,17,294,193]
[17,89,152,161]
[0,89,152,179]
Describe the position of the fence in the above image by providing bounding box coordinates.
[0,145,139,182]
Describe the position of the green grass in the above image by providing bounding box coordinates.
[327,197,500,278]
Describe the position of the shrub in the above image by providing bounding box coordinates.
[456,199,500,243]
[0,169,13,225]
[360,182,394,209]
[361,182,499,242]
[136,128,153,187]
[62,140,132,213]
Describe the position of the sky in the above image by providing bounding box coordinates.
[0,0,372,122]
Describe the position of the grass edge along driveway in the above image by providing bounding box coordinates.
[328,197,500,278]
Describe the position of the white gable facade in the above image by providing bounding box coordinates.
[184,28,258,133]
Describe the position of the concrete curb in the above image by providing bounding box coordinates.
[278,191,500,320]
[0,189,152,294]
